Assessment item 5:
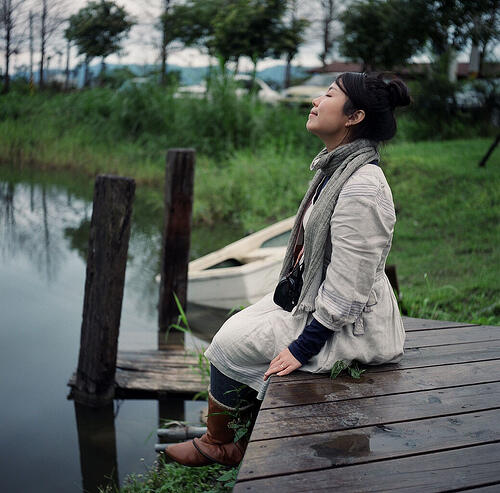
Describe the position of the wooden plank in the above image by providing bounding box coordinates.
[369,341,500,371]
[115,367,205,383]
[404,325,500,348]
[261,359,500,409]
[252,381,500,440]
[402,316,478,331]
[460,485,500,492]
[116,356,200,370]
[233,441,500,492]
[274,339,500,384]
[239,409,500,481]
[119,349,197,358]
[115,370,206,393]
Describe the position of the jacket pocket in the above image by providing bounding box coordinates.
[364,289,378,313]
[353,289,378,335]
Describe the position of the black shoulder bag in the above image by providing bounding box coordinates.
[273,247,304,312]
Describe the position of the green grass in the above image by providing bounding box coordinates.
[382,139,500,324]
[99,458,237,493]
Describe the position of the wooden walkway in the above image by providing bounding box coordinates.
[234,316,500,492]
[69,349,207,398]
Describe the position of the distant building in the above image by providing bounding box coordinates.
[308,61,500,80]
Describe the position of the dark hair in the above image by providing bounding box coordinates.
[335,72,411,142]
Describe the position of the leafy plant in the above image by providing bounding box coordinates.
[330,360,367,379]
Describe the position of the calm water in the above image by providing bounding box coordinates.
[0,165,246,493]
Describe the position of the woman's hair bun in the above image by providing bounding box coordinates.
[387,79,411,108]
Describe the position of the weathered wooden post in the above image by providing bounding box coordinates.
[158,149,195,349]
[74,175,135,407]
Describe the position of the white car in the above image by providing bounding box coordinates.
[281,73,336,105]
[175,75,281,105]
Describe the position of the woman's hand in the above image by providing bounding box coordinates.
[263,348,302,381]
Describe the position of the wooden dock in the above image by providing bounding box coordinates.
[69,348,208,399]
[234,316,500,492]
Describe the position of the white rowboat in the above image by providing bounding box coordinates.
[187,216,294,310]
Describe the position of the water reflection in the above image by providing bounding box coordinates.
[74,402,119,493]
[0,166,245,492]
[0,169,244,338]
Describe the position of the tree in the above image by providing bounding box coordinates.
[159,0,171,86]
[318,0,337,67]
[158,0,187,85]
[65,1,134,86]
[423,0,499,78]
[339,0,430,71]
[171,0,287,80]
[473,0,499,73]
[0,0,26,94]
[272,0,309,88]
[39,0,67,89]
[212,0,288,79]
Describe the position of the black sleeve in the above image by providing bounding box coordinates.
[288,316,333,365]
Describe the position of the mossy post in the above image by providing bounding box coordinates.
[74,175,135,407]
[158,149,195,349]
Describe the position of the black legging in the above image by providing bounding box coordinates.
[210,363,257,408]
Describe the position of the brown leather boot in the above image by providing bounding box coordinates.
[164,392,254,467]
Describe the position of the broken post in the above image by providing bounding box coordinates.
[74,174,135,407]
[158,149,195,349]
[478,133,500,168]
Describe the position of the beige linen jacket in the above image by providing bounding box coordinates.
[302,162,406,372]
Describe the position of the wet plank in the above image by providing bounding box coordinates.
[236,320,500,491]
[460,485,500,492]
[402,316,478,331]
[368,340,500,371]
[261,359,500,409]
[238,409,500,480]
[404,324,500,347]
[274,339,500,383]
[233,441,500,492]
[251,381,500,440]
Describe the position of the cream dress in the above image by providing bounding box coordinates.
[204,164,406,400]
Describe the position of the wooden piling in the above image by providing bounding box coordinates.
[158,149,195,345]
[74,174,135,407]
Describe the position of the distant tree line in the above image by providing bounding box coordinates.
[339,0,499,77]
[0,0,498,94]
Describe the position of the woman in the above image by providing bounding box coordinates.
[165,72,410,467]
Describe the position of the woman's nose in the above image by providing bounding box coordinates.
[312,96,320,106]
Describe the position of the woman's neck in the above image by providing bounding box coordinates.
[324,131,351,152]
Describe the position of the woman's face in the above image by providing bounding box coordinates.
[306,81,350,147]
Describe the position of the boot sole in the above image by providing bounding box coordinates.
[193,438,243,468]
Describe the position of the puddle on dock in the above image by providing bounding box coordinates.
[0,167,246,492]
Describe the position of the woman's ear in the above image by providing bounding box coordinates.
[346,109,365,127]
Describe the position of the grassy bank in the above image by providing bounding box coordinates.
[100,459,237,493]
[382,140,499,325]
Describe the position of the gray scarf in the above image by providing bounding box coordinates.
[279,138,379,314]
